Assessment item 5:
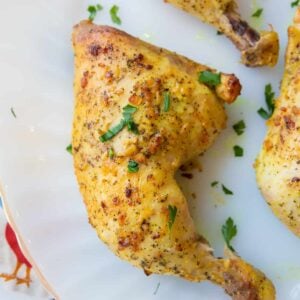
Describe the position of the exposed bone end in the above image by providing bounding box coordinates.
[241,31,279,67]
[216,74,242,104]
[221,250,276,300]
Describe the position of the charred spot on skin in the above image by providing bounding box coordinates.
[181,173,193,179]
[89,44,102,56]
[152,233,160,240]
[127,53,153,70]
[101,43,114,54]
[105,70,114,83]
[125,186,132,198]
[102,90,110,106]
[141,219,150,232]
[147,174,154,181]
[291,177,300,183]
[118,237,131,249]
[101,201,107,213]
[227,14,260,45]
[112,197,120,205]
[81,71,89,88]
[118,214,126,225]
[284,116,296,130]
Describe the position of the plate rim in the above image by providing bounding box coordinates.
[0,182,60,300]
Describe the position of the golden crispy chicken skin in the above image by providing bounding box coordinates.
[72,21,275,299]
[165,0,279,67]
[256,9,300,236]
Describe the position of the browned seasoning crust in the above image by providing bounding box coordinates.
[72,21,274,299]
[164,0,279,67]
[256,9,300,237]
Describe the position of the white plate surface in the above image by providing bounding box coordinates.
[0,0,299,299]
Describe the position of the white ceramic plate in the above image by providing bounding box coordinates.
[0,0,299,299]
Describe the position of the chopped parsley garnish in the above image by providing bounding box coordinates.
[110,5,121,25]
[198,71,221,87]
[222,217,237,252]
[10,107,17,118]
[217,31,224,35]
[100,119,125,142]
[232,120,246,136]
[108,148,115,159]
[257,84,275,120]
[252,8,263,18]
[123,104,139,134]
[100,105,138,142]
[291,0,300,7]
[128,159,139,173]
[163,91,171,112]
[66,144,72,155]
[153,282,161,295]
[222,184,233,195]
[168,205,178,230]
[211,181,219,187]
[123,104,137,119]
[233,145,244,157]
[87,4,103,21]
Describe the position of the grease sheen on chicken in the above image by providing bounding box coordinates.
[165,0,279,67]
[72,21,275,299]
[256,9,300,237]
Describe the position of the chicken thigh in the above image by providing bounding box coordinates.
[165,0,279,67]
[72,21,275,299]
[256,9,300,237]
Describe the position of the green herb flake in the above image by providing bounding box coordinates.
[110,5,121,25]
[153,282,161,296]
[222,184,233,195]
[122,104,139,134]
[66,144,73,155]
[257,84,275,120]
[122,104,137,120]
[216,31,224,35]
[108,148,115,159]
[100,119,125,142]
[257,108,270,120]
[291,0,300,7]
[232,120,246,136]
[100,105,139,142]
[233,145,244,157]
[168,205,178,230]
[87,4,103,21]
[163,91,171,112]
[10,107,17,118]
[222,217,237,252]
[252,8,263,18]
[211,181,219,187]
[198,71,221,87]
[128,159,139,173]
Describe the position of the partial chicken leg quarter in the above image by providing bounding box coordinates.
[72,21,275,299]
[256,9,300,237]
[165,0,279,67]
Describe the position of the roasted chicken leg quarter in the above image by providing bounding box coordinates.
[165,0,279,67]
[256,9,300,237]
[72,21,275,299]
